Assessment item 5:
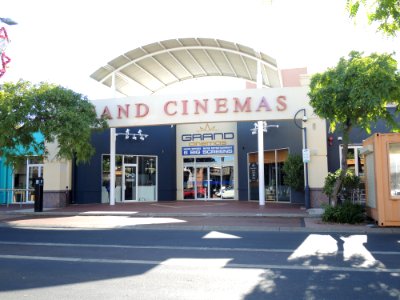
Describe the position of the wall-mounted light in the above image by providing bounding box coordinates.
[250,121,279,135]
[116,129,149,141]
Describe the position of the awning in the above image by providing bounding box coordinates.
[90,38,282,95]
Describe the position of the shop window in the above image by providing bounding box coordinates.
[102,154,123,203]
[102,154,157,202]
[339,145,366,203]
[389,143,400,197]
[183,156,234,200]
[137,156,157,201]
[248,149,290,202]
[10,156,43,203]
[340,145,364,177]
[124,155,137,164]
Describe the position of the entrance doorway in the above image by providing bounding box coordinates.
[248,149,290,202]
[123,164,137,201]
[183,157,234,200]
[102,155,157,203]
[27,164,43,202]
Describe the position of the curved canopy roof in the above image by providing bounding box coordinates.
[90,38,282,96]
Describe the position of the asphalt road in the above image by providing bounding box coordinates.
[0,227,399,299]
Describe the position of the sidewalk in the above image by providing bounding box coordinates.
[0,201,399,233]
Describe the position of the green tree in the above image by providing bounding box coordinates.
[347,0,400,36]
[308,51,400,203]
[282,154,304,191]
[0,80,108,166]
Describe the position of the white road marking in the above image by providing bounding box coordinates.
[0,254,399,273]
[0,241,399,255]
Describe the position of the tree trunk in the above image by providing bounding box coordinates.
[331,123,351,206]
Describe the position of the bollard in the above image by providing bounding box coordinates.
[34,177,44,212]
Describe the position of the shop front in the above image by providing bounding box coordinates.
[101,154,157,203]
[73,125,176,204]
[0,156,43,204]
[0,131,44,205]
[177,122,237,200]
[248,149,290,202]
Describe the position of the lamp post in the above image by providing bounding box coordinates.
[294,108,310,209]
[250,121,279,206]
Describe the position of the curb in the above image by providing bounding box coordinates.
[0,210,312,218]
[1,222,398,234]
[1,212,400,234]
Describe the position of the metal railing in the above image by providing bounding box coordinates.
[337,188,366,206]
[0,188,35,206]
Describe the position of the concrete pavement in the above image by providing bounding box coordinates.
[0,201,399,233]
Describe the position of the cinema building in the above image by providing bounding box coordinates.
[0,38,397,208]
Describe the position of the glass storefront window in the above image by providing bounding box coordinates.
[102,154,157,202]
[138,157,156,186]
[340,145,365,178]
[248,149,290,202]
[11,157,43,203]
[124,155,137,164]
[221,156,234,163]
[389,143,400,197]
[102,154,123,203]
[183,166,195,199]
[196,157,217,163]
[183,156,234,200]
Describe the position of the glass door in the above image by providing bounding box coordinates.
[265,162,277,201]
[209,166,221,199]
[248,149,290,202]
[123,164,137,201]
[220,166,234,199]
[183,166,195,199]
[27,165,43,202]
[195,167,209,199]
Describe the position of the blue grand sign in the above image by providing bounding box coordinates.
[182,146,234,156]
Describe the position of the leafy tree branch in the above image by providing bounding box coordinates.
[0,80,108,167]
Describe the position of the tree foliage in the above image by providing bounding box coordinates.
[282,154,304,191]
[309,51,400,135]
[308,51,400,202]
[347,0,400,36]
[0,80,108,166]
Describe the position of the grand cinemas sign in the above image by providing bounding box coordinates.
[180,123,235,156]
[91,87,310,127]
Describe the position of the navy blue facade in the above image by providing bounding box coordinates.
[73,117,390,204]
[237,120,304,203]
[73,125,176,203]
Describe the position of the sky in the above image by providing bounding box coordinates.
[1,0,399,99]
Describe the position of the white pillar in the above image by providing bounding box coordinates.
[256,61,265,206]
[109,72,116,205]
[109,128,116,205]
[257,121,265,205]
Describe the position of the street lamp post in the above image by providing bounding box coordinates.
[294,108,310,209]
[251,121,279,206]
